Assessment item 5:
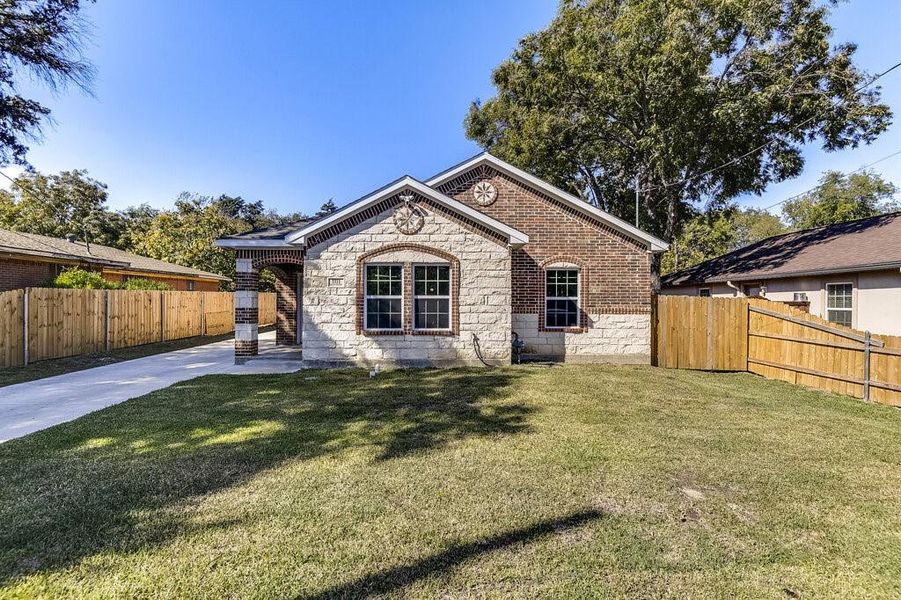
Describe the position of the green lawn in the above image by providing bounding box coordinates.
[0,366,899,598]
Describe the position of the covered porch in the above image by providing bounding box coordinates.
[232,248,305,364]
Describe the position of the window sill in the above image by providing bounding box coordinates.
[361,329,457,337]
[540,326,586,334]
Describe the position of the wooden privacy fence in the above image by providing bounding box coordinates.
[0,288,277,368]
[654,295,901,406]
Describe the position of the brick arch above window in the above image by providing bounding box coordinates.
[539,256,588,333]
[355,243,461,336]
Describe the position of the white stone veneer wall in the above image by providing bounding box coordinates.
[302,205,512,366]
[512,313,651,364]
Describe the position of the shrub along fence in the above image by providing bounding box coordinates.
[0,288,277,368]
[654,295,901,407]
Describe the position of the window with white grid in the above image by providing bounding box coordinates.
[826,283,853,327]
[413,265,451,330]
[365,265,403,330]
[545,269,579,328]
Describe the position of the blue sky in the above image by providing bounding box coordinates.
[5,0,901,218]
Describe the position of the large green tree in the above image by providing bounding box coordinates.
[0,169,124,246]
[465,0,891,239]
[782,169,899,228]
[661,206,788,273]
[132,194,308,289]
[0,0,94,165]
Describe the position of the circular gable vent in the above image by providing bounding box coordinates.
[472,181,497,206]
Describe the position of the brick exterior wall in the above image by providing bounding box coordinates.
[0,258,62,292]
[228,164,656,364]
[102,272,220,291]
[435,165,653,362]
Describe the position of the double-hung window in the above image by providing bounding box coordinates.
[826,283,853,327]
[545,269,579,328]
[365,265,403,330]
[414,265,451,330]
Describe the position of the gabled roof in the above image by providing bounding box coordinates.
[426,153,669,252]
[0,229,230,281]
[662,212,901,287]
[217,175,530,249]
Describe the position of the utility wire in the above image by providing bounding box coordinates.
[641,59,901,194]
[758,147,901,211]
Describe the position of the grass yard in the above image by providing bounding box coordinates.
[0,365,899,598]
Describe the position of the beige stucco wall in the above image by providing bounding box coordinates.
[302,205,512,366]
[662,268,901,336]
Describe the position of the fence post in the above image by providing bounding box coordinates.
[160,291,165,342]
[22,288,29,366]
[863,330,872,401]
[744,300,750,372]
[104,290,111,352]
[200,292,207,337]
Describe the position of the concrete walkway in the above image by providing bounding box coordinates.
[0,330,301,443]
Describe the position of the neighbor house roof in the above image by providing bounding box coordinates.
[662,212,901,287]
[216,152,668,252]
[0,229,229,281]
[217,174,530,249]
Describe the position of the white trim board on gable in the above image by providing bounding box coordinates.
[426,153,669,253]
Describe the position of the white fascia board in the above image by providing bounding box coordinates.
[285,176,529,247]
[426,153,669,252]
[214,239,296,249]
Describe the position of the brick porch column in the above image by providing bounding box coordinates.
[234,257,259,363]
[273,266,300,346]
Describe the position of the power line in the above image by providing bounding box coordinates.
[758,147,901,211]
[641,59,901,194]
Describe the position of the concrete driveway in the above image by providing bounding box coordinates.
[0,330,301,443]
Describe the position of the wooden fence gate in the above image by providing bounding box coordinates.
[654,295,901,407]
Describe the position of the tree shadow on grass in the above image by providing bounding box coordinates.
[0,367,534,586]
[299,508,604,599]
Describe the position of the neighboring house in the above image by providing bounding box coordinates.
[216,152,668,366]
[0,229,228,292]
[661,212,901,335]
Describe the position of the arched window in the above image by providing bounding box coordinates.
[356,244,459,335]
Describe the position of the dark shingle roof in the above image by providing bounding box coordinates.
[0,229,229,281]
[220,220,313,241]
[662,212,901,287]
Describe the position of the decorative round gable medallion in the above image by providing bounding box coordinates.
[472,181,497,206]
[393,193,425,235]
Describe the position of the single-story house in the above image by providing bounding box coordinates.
[661,212,901,335]
[0,229,228,292]
[216,152,668,366]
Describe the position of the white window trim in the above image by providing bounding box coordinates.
[364,263,403,331]
[698,287,711,297]
[825,281,854,327]
[544,268,580,329]
[412,263,452,332]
